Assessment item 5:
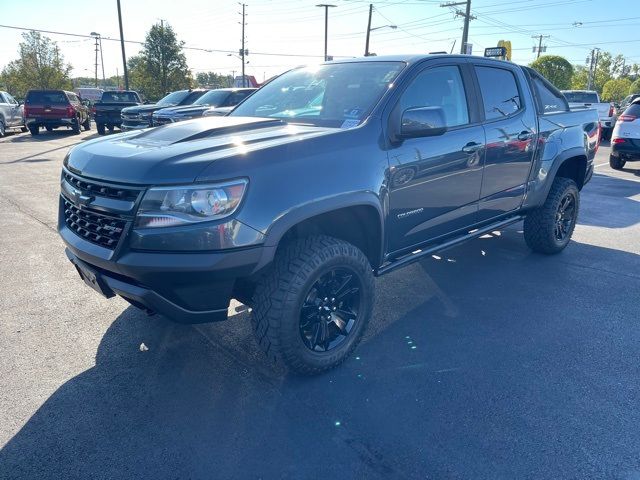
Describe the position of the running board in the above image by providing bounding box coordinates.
[375,216,524,276]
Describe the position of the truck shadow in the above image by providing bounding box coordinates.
[1,231,639,479]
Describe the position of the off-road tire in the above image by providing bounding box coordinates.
[523,177,579,254]
[251,235,374,375]
[45,126,53,132]
[82,117,91,131]
[29,125,39,136]
[609,155,626,170]
[71,119,81,134]
[108,125,115,132]
[97,123,106,135]
[0,120,5,137]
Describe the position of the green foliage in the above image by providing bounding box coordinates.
[570,51,640,94]
[601,78,632,102]
[127,22,191,100]
[0,31,72,98]
[195,72,233,88]
[629,79,640,95]
[529,55,574,90]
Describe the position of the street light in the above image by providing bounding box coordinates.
[365,25,396,57]
[90,32,105,88]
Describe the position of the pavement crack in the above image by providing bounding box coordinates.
[0,192,56,233]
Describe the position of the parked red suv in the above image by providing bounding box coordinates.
[24,90,91,136]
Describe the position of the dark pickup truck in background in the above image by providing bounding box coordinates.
[59,55,599,374]
[93,90,142,135]
[120,89,208,131]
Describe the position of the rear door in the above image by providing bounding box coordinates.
[26,91,70,118]
[471,62,537,220]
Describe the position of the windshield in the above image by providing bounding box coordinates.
[193,90,229,106]
[157,90,190,106]
[231,62,404,128]
[101,91,139,103]
[563,92,599,103]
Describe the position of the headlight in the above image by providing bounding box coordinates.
[135,179,248,228]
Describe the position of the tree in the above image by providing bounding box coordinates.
[0,31,72,98]
[127,22,191,100]
[601,78,632,102]
[529,55,574,90]
[195,72,232,88]
[629,79,640,94]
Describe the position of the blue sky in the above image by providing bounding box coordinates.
[0,0,637,81]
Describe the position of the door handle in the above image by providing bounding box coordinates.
[462,142,483,153]
[517,131,533,141]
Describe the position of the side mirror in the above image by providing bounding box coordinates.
[400,106,447,139]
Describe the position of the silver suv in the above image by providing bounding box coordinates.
[0,91,27,136]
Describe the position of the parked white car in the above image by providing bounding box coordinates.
[0,91,27,136]
[609,99,640,170]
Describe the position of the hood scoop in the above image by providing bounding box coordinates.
[128,117,285,146]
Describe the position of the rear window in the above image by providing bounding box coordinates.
[101,91,139,103]
[563,92,599,103]
[26,91,68,104]
[625,104,640,116]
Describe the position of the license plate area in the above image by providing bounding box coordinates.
[73,260,115,299]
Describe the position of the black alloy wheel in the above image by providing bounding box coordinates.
[554,192,577,242]
[299,268,362,352]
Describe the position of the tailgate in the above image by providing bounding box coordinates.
[29,104,70,119]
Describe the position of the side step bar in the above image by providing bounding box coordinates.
[375,216,524,276]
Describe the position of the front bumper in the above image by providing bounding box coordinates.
[58,176,270,323]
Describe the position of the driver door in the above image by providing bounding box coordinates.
[387,63,486,253]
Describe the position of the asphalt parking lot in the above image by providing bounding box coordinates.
[0,127,639,480]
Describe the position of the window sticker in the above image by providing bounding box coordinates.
[340,119,360,129]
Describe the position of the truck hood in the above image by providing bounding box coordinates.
[65,116,338,185]
[153,105,210,117]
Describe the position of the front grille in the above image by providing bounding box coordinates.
[63,171,140,202]
[63,199,127,249]
[153,117,172,125]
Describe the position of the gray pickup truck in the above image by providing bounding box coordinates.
[59,55,599,374]
[0,91,27,136]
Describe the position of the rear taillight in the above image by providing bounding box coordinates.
[23,106,30,117]
[618,115,636,122]
[612,138,626,144]
[66,106,75,118]
[608,104,614,117]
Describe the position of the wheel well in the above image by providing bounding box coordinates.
[555,155,587,189]
[277,206,383,269]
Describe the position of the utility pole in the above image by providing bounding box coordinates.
[587,47,600,90]
[316,4,337,61]
[117,0,129,90]
[365,4,373,57]
[532,34,550,59]
[240,3,246,87]
[93,35,99,87]
[91,32,106,88]
[440,1,475,54]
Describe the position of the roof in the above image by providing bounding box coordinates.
[326,53,513,66]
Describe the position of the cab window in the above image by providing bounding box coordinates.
[398,65,470,127]
[475,66,522,120]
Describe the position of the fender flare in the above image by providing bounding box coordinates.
[523,146,588,210]
[253,191,386,271]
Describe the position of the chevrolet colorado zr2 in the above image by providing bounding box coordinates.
[58,55,599,374]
